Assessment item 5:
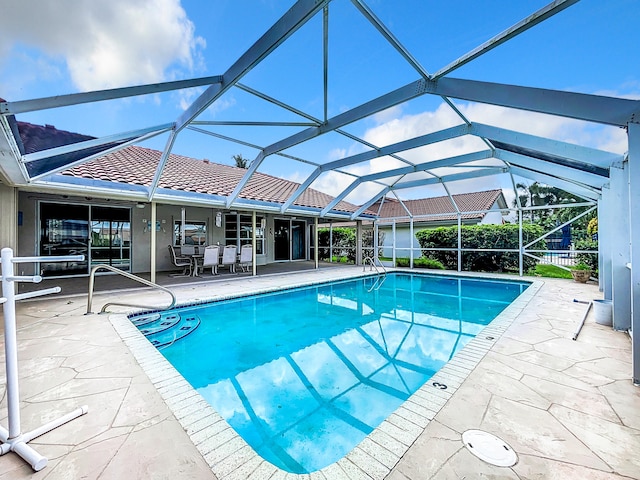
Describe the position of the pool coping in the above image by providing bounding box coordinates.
[108,269,542,480]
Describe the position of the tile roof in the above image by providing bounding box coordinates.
[372,189,506,223]
[62,145,365,214]
[17,121,95,155]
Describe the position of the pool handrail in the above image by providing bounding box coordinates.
[86,264,176,314]
[362,256,387,275]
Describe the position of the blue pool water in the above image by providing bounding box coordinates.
[132,273,529,473]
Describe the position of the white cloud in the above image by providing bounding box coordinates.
[0,0,205,91]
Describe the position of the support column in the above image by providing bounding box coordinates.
[457,214,462,272]
[409,217,414,269]
[0,184,18,251]
[150,202,157,284]
[373,221,379,261]
[627,122,640,385]
[252,211,257,276]
[314,217,318,269]
[392,220,396,266]
[610,162,631,332]
[599,187,612,299]
[518,209,523,276]
[329,222,333,263]
[356,220,362,266]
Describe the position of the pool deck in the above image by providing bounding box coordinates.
[1,267,639,479]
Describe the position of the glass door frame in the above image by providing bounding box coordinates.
[38,200,132,278]
[273,217,308,262]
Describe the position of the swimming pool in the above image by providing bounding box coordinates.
[130,272,529,474]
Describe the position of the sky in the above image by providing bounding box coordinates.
[1,0,638,207]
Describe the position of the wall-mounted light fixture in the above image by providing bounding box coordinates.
[136,203,146,209]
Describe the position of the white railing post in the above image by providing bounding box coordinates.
[392,220,396,266]
[410,217,414,268]
[0,248,89,471]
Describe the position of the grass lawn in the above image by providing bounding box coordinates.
[529,263,573,279]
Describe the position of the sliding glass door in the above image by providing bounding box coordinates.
[274,218,307,261]
[39,203,90,276]
[39,202,131,277]
[90,206,131,270]
[274,219,290,261]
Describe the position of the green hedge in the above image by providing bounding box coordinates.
[318,227,356,262]
[415,223,547,273]
[396,257,445,269]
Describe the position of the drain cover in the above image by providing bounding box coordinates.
[462,430,517,467]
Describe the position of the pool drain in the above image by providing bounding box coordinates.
[461,430,517,467]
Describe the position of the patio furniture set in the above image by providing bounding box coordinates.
[168,244,253,277]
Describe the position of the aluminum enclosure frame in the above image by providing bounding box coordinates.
[0,1,639,381]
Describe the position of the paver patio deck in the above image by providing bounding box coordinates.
[1,267,639,479]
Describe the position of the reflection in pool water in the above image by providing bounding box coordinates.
[153,273,528,473]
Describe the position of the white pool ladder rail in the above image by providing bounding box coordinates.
[0,247,89,471]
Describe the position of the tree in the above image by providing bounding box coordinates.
[232,154,250,168]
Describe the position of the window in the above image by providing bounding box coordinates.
[174,221,207,245]
[225,213,264,254]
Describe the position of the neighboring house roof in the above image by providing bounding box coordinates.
[18,122,95,154]
[372,189,508,224]
[16,121,367,215]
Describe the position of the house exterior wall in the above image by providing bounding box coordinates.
[14,191,308,277]
[0,184,18,253]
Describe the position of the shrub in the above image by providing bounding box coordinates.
[414,257,445,269]
[395,257,445,269]
[571,262,591,271]
[396,258,409,267]
[415,223,547,273]
[574,238,598,274]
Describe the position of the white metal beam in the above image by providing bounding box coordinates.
[162,0,329,203]
[226,77,439,207]
[349,167,505,219]
[319,149,491,216]
[495,149,608,189]
[351,0,431,79]
[627,122,640,385]
[471,123,622,167]
[609,162,631,332]
[30,127,171,182]
[433,0,580,79]
[23,124,174,164]
[322,124,471,172]
[0,77,223,116]
[280,168,323,212]
[0,116,29,185]
[509,165,599,200]
[425,77,640,127]
[175,0,328,134]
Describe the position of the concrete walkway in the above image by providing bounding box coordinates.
[1,268,638,479]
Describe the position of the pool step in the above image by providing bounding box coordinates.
[137,313,181,336]
[131,312,200,349]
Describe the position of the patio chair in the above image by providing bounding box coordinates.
[168,245,192,276]
[220,245,237,274]
[238,244,253,272]
[201,245,220,275]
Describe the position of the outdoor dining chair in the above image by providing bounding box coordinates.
[220,245,237,273]
[202,245,220,275]
[167,245,192,276]
[238,244,253,272]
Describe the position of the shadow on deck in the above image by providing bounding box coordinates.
[17,261,350,298]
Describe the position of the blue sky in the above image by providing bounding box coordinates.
[1,0,637,205]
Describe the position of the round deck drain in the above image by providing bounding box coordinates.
[462,430,517,467]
